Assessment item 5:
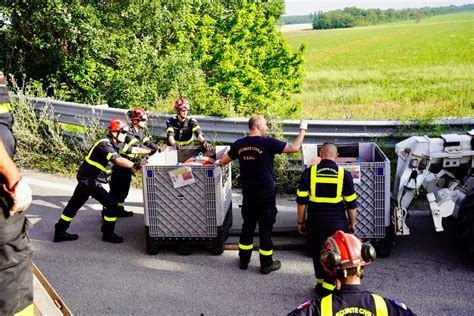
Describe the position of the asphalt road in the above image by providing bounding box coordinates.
[23,170,474,315]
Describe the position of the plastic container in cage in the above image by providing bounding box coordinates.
[301,142,392,256]
[141,146,232,255]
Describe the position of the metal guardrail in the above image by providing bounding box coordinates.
[15,96,474,146]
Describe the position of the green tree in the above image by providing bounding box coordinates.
[0,0,304,118]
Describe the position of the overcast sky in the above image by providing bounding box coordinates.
[284,0,474,15]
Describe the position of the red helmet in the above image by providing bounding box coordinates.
[320,230,376,276]
[128,107,148,122]
[175,97,190,112]
[108,117,129,133]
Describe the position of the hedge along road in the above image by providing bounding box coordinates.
[24,170,474,315]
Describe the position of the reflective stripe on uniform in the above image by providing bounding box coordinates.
[320,294,332,316]
[309,166,344,203]
[122,143,130,153]
[61,214,74,222]
[0,102,12,113]
[259,249,273,256]
[192,125,200,132]
[344,192,357,202]
[297,189,309,197]
[13,303,34,316]
[103,216,117,222]
[106,153,114,160]
[85,139,112,174]
[238,243,253,250]
[316,278,324,284]
[320,293,388,316]
[167,127,174,133]
[322,281,336,291]
[118,202,124,207]
[142,136,150,144]
[371,293,388,316]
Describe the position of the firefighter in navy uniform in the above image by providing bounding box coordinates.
[217,115,307,274]
[54,118,150,244]
[108,107,160,217]
[0,72,34,316]
[288,231,416,316]
[296,142,357,297]
[166,97,212,150]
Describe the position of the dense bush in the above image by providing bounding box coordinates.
[0,0,305,119]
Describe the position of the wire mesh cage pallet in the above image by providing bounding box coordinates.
[142,146,232,255]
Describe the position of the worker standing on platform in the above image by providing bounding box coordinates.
[288,231,416,315]
[0,72,34,316]
[217,115,307,274]
[166,97,212,151]
[108,107,161,218]
[296,142,358,297]
[54,118,152,244]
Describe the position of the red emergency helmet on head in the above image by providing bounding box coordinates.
[320,230,376,276]
[128,107,147,122]
[175,97,190,112]
[108,117,129,133]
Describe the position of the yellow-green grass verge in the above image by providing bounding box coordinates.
[284,12,474,119]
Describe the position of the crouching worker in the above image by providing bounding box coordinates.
[288,231,416,315]
[54,118,152,244]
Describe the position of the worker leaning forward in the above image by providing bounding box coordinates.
[54,118,153,244]
[166,97,212,151]
[0,72,34,316]
[107,107,161,218]
[296,142,357,297]
[217,115,307,274]
[288,231,416,315]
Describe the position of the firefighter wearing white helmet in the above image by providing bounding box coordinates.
[166,97,212,151]
[53,118,150,244]
[288,231,416,316]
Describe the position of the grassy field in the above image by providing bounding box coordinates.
[284,12,474,119]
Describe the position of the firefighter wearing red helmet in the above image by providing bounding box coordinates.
[288,231,416,316]
[107,107,162,218]
[166,97,212,151]
[54,118,151,244]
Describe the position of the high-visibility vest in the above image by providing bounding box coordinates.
[297,164,357,204]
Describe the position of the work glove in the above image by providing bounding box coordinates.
[299,119,308,131]
[1,177,32,218]
[156,143,166,153]
[202,140,213,152]
[133,158,148,171]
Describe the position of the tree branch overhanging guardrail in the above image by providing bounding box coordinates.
[15,96,474,147]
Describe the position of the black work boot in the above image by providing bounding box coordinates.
[261,260,281,275]
[54,231,79,242]
[239,249,252,270]
[239,260,249,270]
[102,232,124,244]
[101,220,123,243]
[116,209,133,218]
[54,219,79,242]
